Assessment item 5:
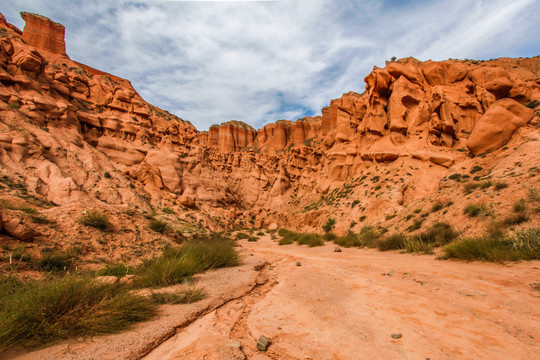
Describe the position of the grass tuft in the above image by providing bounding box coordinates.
[0,276,156,350]
[79,210,111,231]
[150,288,205,304]
[149,218,168,233]
[135,234,239,287]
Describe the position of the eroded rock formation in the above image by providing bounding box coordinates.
[0,11,539,237]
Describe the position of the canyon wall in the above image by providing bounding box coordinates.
[0,11,539,234]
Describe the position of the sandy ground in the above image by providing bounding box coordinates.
[5,235,539,360]
[144,235,540,360]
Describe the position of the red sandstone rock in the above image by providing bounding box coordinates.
[467,99,534,155]
[3,218,40,242]
[21,12,67,56]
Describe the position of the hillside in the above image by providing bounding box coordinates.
[0,11,538,272]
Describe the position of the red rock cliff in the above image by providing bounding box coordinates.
[21,12,67,56]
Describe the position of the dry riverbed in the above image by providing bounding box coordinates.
[8,234,540,360]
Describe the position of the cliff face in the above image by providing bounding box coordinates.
[21,12,67,56]
[0,11,539,240]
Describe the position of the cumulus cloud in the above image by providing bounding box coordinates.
[2,0,539,130]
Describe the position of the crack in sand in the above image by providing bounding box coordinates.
[138,262,271,360]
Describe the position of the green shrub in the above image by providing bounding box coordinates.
[150,288,205,304]
[351,200,360,208]
[256,231,265,236]
[407,218,425,232]
[8,102,20,109]
[470,165,483,174]
[97,264,133,277]
[377,233,407,251]
[136,234,239,287]
[494,182,508,190]
[444,238,518,262]
[103,172,111,179]
[0,276,156,350]
[322,218,336,233]
[149,219,168,233]
[323,232,337,241]
[358,226,383,248]
[278,237,294,245]
[431,202,444,212]
[479,180,493,190]
[404,238,433,254]
[463,203,491,217]
[359,215,366,222]
[443,227,539,262]
[418,222,459,245]
[463,182,479,194]
[79,210,111,231]
[333,233,362,247]
[278,229,324,247]
[162,207,175,214]
[39,251,72,272]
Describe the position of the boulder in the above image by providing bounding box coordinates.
[3,218,39,242]
[467,99,534,155]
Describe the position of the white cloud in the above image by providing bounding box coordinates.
[1,0,539,130]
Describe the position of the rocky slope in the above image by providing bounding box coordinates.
[0,11,538,270]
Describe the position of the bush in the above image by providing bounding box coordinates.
[377,233,407,251]
[322,218,336,233]
[235,232,256,241]
[494,182,508,190]
[136,234,239,287]
[0,276,156,350]
[463,182,479,194]
[162,207,175,214]
[407,218,425,232]
[278,229,324,247]
[150,288,205,304]
[358,226,383,248]
[278,237,294,245]
[79,210,111,231]
[431,202,444,212]
[149,219,168,233]
[464,203,491,217]
[443,227,540,262]
[39,251,72,272]
[323,232,337,241]
[404,237,433,254]
[97,264,133,277]
[417,222,459,245]
[334,233,362,248]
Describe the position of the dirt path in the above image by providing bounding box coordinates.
[144,234,540,360]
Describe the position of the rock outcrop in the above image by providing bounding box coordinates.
[0,11,539,238]
[21,12,67,56]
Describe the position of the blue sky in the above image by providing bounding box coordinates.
[2,0,539,130]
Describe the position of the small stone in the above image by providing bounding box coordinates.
[95,276,118,285]
[391,333,402,339]
[119,274,135,285]
[296,262,301,266]
[334,246,342,252]
[257,335,271,351]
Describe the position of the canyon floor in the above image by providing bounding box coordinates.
[6,234,540,360]
[144,236,540,360]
